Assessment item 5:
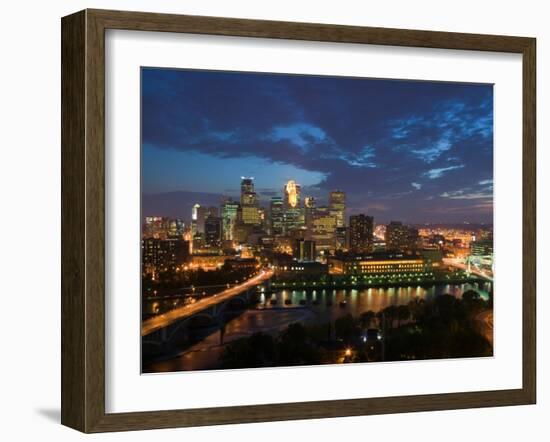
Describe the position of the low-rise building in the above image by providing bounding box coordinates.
[189,253,233,270]
[328,252,433,276]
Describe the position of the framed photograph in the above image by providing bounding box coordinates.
[61,9,536,433]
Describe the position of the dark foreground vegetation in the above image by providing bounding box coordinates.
[220,290,493,369]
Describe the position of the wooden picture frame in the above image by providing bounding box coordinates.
[61,8,536,433]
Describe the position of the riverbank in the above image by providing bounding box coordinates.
[143,281,492,372]
[270,275,488,291]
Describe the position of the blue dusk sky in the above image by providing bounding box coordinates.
[141,68,493,224]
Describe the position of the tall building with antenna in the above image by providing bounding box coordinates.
[239,177,260,225]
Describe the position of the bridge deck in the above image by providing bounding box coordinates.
[141,269,274,336]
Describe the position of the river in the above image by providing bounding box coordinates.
[143,281,492,373]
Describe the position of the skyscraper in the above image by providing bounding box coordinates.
[168,218,185,238]
[304,196,316,232]
[269,196,284,235]
[204,215,223,248]
[221,199,239,241]
[284,180,301,208]
[240,177,254,196]
[283,180,304,232]
[309,206,337,251]
[329,190,346,227]
[239,177,260,225]
[349,214,374,253]
[192,204,218,233]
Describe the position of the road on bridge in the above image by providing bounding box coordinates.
[141,268,274,336]
[442,257,493,281]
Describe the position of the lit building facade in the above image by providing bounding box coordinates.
[143,216,169,239]
[329,253,432,276]
[189,253,232,270]
[270,196,285,235]
[309,206,337,251]
[349,214,374,253]
[284,180,301,208]
[281,180,304,233]
[142,238,190,276]
[329,190,346,227]
[221,200,239,240]
[239,177,261,225]
[192,204,218,233]
[143,216,185,239]
[167,218,185,238]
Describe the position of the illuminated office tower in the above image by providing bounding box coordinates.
[241,206,261,225]
[240,177,258,206]
[283,180,304,232]
[168,218,185,238]
[270,196,284,235]
[309,206,337,251]
[349,214,374,253]
[191,204,200,235]
[329,190,346,227]
[221,200,239,240]
[284,180,301,208]
[191,204,202,233]
[192,204,217,233]
[240,177,260,225]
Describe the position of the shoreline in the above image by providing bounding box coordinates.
[269,276,490,291]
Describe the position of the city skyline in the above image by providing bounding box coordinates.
[141,69,494,373]
[142,68,493,224]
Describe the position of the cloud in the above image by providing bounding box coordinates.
[424,164,465,179]
[390,98,493,164]
[410,139,452,163]
[141,68,493,222]
[431,202,493,214]
[440,180,493,200]
[440,190,492,200]
[333,145,377,168]
[266,123,328,153]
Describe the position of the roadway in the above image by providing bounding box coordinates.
[141,268,274,336]
[442,257,493,281]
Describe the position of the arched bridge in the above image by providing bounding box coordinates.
[142,269,274,353]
